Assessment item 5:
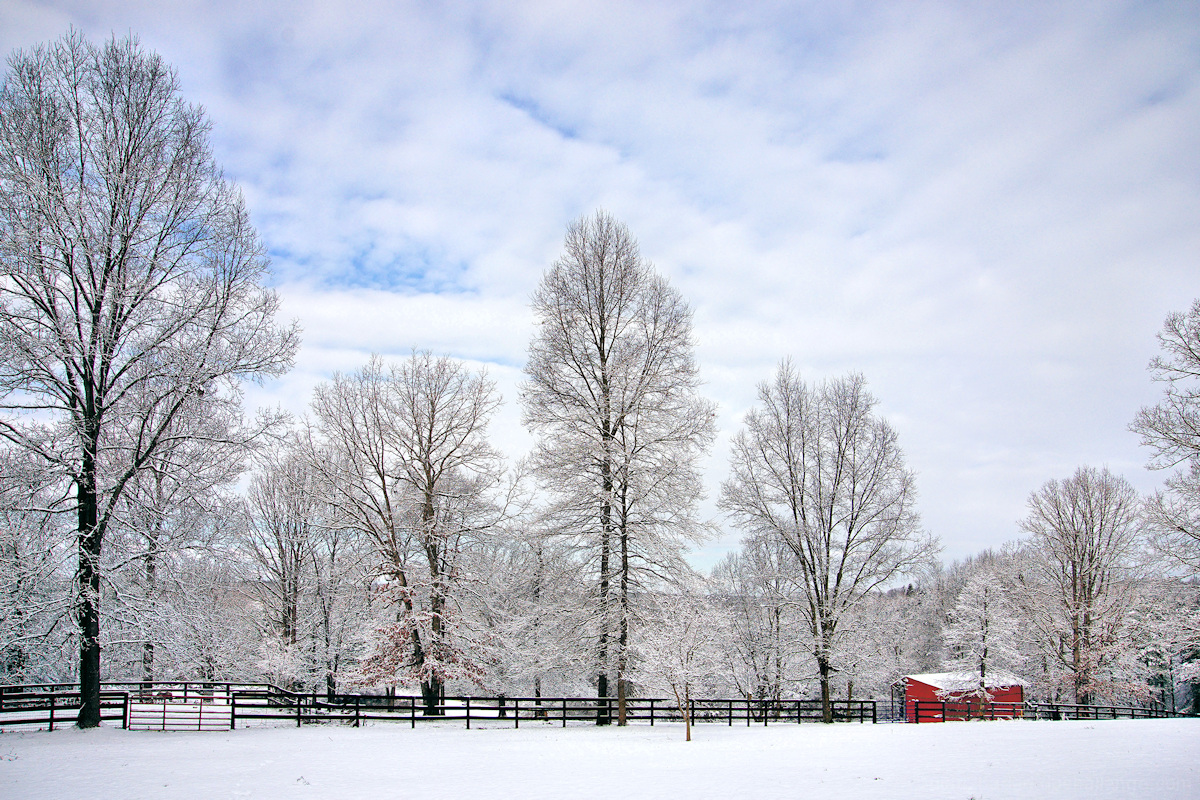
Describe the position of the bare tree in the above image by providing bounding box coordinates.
[1020,466,1143,705]
[309,352,502,712]
[1132,300,1200,576]
[109,387,248,684]
[941,567,1022,698]
[241,436,324,687]
[721,361,933,722]
[0,447,73,683]
[635,586,727,742]
[522,210,715,724]
[0,32,298,725]
[711,538,797,709]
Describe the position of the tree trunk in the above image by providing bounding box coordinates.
[141,541,156,684]
[421,676,442,715]
[617,498,630,726]
[818,655,833,724]
[597,672,610,725]
[76,433,103,729]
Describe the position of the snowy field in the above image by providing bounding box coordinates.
[1,718,1196,799]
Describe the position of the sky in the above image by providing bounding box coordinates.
[2,0,1198,569]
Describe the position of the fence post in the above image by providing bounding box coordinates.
[411,697,416,729]
[296,694,302,727]
[466,696,471,730]
[123,692,130,729]
[48,694,55,732]
[914,701,920,723]
[650,698,655,726]
[562,698,567,728]
[763,699,768,727]
[728,699,732,726]
[231,693,237,730]
[746,698,751,727]
[355,695,361,728]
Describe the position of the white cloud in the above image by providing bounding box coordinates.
[3,0,1199,567]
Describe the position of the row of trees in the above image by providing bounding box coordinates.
[1,32,1198,727]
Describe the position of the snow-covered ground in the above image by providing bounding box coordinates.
[1,718,1196,799]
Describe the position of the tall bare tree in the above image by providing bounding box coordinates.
[721,361,933,722]
[0,32,298,725]
[1020,466,1143,705]
[309,352,502,712]
[242,436,322,681]
[522,210,715,723]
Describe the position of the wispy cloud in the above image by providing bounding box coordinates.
[3,0,1198,565]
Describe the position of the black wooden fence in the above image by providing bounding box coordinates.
[0,682,1184,731]
[227,691,877,729]
[910,699,1179,723]
[0,690,131,730]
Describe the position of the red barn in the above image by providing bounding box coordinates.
[901,672,1025,722]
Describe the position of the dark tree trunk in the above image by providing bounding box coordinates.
[421,676,443,715]
[597,672,610,725]
[76,435,102,728]
[818,655,833,724]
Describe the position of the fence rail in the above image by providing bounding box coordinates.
[227,691,877,729]
[910,699,1180,723]
[2,682,1184,731]
[0,690,130,730]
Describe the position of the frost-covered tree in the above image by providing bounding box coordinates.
[1133,299,1200,576]
[1020,466,1144,705]
[310,353,503,712]
[942,568,1022,698]
[0,448,73,683]
[522,210,715,722]
[107,388,248,683]
[711,538,798,707]
[0,32,298,724]
[489,513,590,699]
[241,436,323,682]
[721,362,935,722]
[635,588,727,741]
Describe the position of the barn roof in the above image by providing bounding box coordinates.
[905,670,1026,690]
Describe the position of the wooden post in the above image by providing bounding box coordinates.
[296,693,302,727]
[465,696,471,729]
[411,697,416,729]
[355,695,361,728]
[649,698,655,726]
[231,693,237,730]
[562,698,567,728]
[728,699,732,726]
[48,694,55,732]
